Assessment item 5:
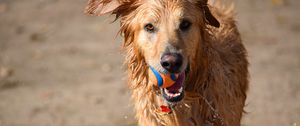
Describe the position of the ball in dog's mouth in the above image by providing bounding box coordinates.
[161,72,185,103]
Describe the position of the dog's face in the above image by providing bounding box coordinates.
[85,0,219,103]
[135,1,200,74]
[133,1,205,103]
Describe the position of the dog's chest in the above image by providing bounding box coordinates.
[154,104,213,126]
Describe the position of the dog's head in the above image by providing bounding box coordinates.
[85,0,219,104]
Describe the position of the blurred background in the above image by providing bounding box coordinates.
[0,0,299,126]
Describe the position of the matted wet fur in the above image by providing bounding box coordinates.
[85,0,248,126]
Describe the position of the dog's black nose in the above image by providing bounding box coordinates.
[160,53,183,73]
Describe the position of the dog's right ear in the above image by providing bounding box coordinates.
[199,0,220,28]
[85,0,121,16]
[202,5,220,28]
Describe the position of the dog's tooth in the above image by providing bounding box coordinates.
[166,89,170,93]
[170,94,174,97]
[164,88,182,98]
[179,87,183,92]
[167,92,171,97]
[174,93,179,97]
[164,89,171,96]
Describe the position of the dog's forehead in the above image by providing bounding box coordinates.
[136,0,200,22]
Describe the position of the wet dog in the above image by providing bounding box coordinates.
[85,0,249,125]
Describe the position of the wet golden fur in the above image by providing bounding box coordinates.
[85,0,248,125]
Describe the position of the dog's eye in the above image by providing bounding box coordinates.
[144,23,155,33]
[179,20,191,31]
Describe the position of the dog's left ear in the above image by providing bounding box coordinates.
[202,4,220,28]
[85,0,121,16]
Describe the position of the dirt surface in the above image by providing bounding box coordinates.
[0,0,299,126]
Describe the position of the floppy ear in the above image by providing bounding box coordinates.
[85,0,121,16]
[202,5,220,28]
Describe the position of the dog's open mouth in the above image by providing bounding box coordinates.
[161,72,185,103]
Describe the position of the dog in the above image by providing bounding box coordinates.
[85,0,249,125]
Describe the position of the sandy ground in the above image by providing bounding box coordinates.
[0,0,299,126]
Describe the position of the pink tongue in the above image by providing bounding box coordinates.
[166,72,185,93]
